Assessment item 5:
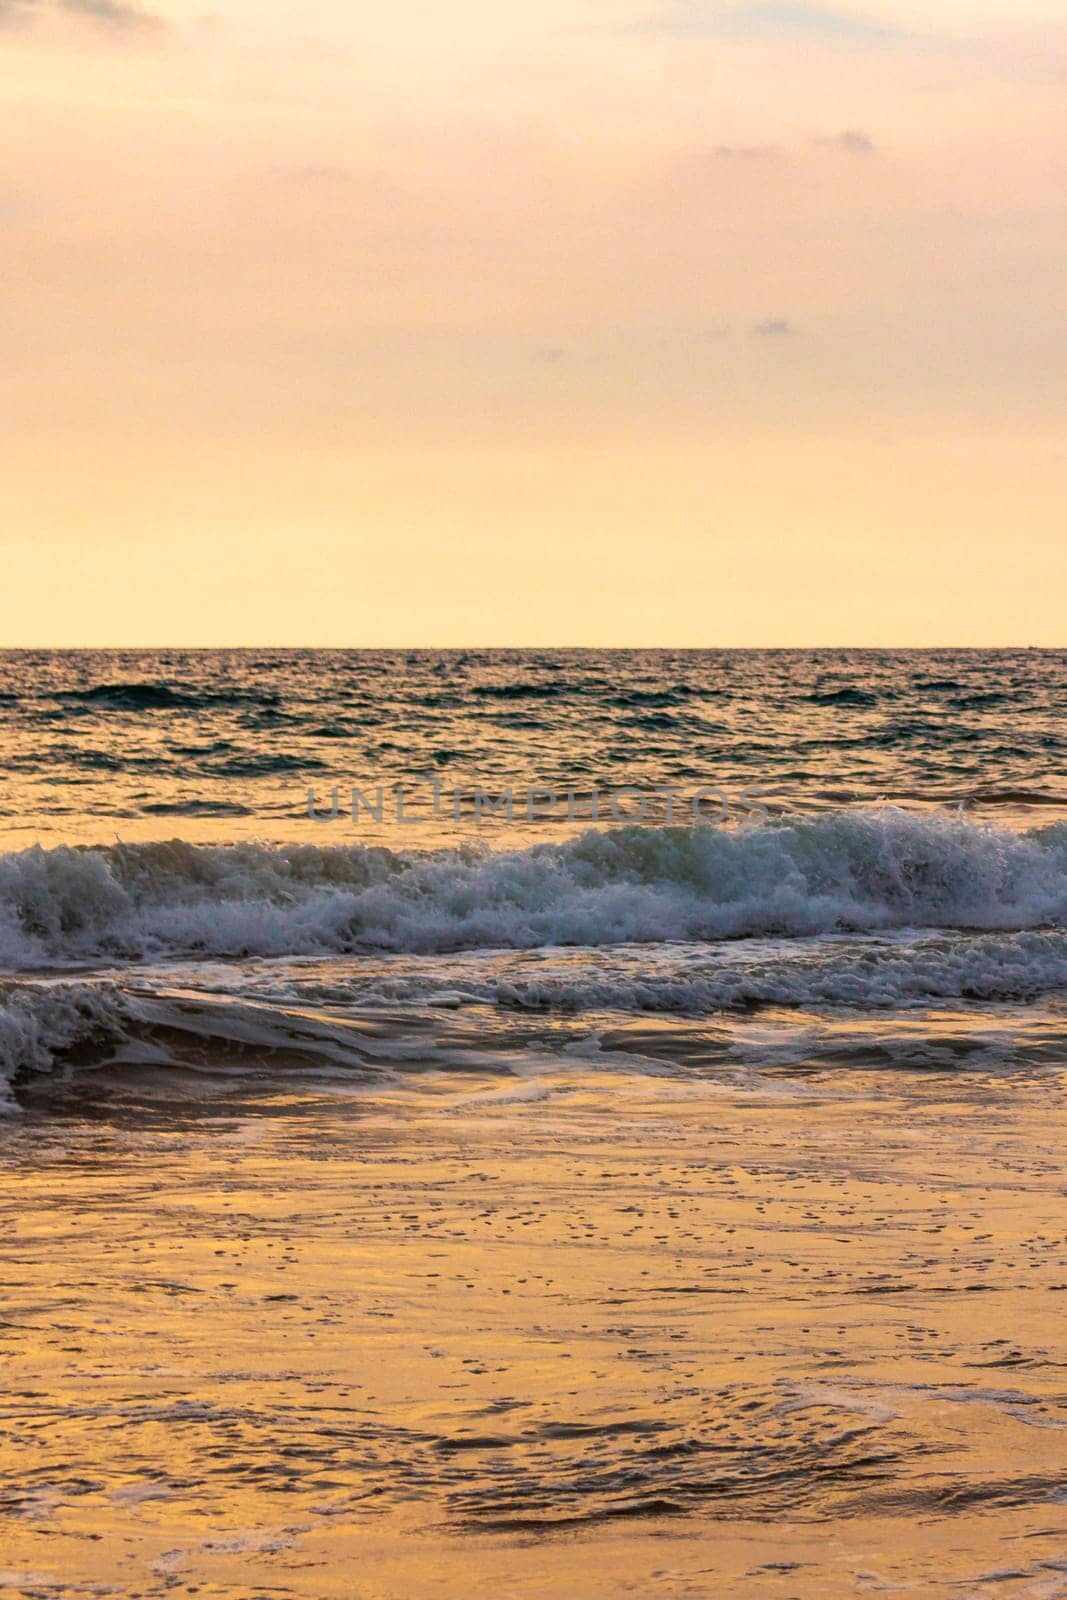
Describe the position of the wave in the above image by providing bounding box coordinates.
[1,811,1065,971]
[0,980,134,1113]
[51,682,281,712]
[805,686,880,707]
[469,682,567,700]
[253,930,1067,1015]
[140,800,256,818]
[0,982,412,1113]
[4,927,1066,1108]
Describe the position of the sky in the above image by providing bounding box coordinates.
[1,0,1065,645]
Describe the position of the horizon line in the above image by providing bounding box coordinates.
[0,644,1062,653]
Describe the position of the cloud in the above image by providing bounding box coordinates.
[751,319,796,336]
[61,0,162,24]
[816,129,876,152]
[624,2,905,44]
[1,0,163,29]
[713,143,780,159]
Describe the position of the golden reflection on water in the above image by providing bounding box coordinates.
[1,1063,1065,1597]
[1,648,1064,850]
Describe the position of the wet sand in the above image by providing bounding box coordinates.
[1,1057,1065,1599]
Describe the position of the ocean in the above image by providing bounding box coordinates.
[1,648,1065,1108]
[1,649,1065,1596]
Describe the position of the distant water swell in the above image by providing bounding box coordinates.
[3,649,1064,851]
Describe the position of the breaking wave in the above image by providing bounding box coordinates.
[0,979,431,1113]
[4,924,1067,1110]
[1,811,1065,971]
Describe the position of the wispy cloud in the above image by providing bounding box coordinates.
[623,2,906,45]
[707,131,875,163]
[61,0,162,25]
[289,163,352,183]
[714,143,781,159]
[816,129,876,152]
[1,0,163,30]
[751,318,796,336]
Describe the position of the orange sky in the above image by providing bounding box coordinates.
[2,0,1065,644]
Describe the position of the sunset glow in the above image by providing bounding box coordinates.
[3,0,1064,643]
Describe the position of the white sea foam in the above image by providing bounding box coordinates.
[3,928,1067,1107]
[0,981,131,1113]
[0,812,1065,971]
[2,812,1066,1107]
[314,929,1067,1014]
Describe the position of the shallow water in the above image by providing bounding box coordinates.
[2,1055,1066,1597]
[0,650,1064,1595]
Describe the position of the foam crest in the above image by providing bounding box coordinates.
[0,981,131,1113]
[0,812,1065,971]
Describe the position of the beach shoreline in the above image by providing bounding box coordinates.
[3,1051,1064,1598]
